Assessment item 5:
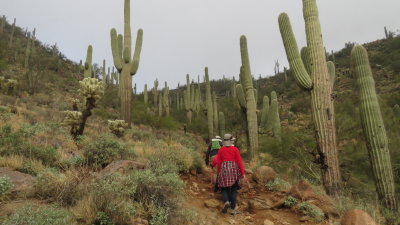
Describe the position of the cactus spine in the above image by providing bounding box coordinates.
[213,91,219,132]
[83,45,93,78]
[238,35,258,159]
[352,45,398,211]
[110,0,143,127]
[152,79,159,105]
[278,0,341,196]
[260,96,270,131]
[8,18,16,47]
[144,84,148,105]
[219,112,225,137]
[205,67,214,140]
[163,82,170,116]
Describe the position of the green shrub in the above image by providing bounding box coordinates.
[150,207,169,225]
[283,195,298,208]
[83,135,135,168]
[298,201,325,222]
[2,205,74,225]
[0,176,13,200]
[265,178,291,192]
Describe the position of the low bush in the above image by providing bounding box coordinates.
[298,201,325,222]
[2,205,74,225]
[283,195,298,208]
[0,176,13,200]
[83,135,135,168]
[266,178,291,192]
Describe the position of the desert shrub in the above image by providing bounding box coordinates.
[266,178,291,192]
[0,176,13,200]
[0,125,59,165]
[34,169,84,206]
[298,201,325,222]
[2,205,74,225]
[284,195,298,208]
[150,207,169,225]
[83,135,135,168]
[59,155,85,169]
[148,144,194,173]
[71,174,134,225]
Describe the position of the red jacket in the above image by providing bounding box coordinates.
[211,146,245,175]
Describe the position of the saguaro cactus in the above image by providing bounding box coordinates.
[8,18,16,47]
[110,0,143,127]
[260,96,270,131]
[0,16,5,34]
[158,92,162,117]
[219,112,225,137]
[236,35,258,159]
[163,82,170,116]
[205,67,214,140]
[271,92,282,141]
[184,74,195,123]
[213,91,219,132]
[152,79,159,105]
[278,0,341,196]
[352,45,398,211]
[83,45,93,78]
[144,84,148,105]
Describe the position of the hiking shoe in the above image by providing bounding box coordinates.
[230,209,241,215]
[222,201,230,214]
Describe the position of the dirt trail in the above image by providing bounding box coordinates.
[181,169,334,225]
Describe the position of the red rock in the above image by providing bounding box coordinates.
[341,209,376,225]
[253,166,276,184]
[0,167,35,193]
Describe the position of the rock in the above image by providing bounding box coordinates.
[253,166,276,184]
[263,219,274,225]
[102,160,145,174]
[204,199,220,208]
[299,216,311,222]
[271,196,287,209]
[0,167,35,193]
[290,180,314,200]
[190,169,197,176]
[341,209,376,225]
[245,169,253,174]
[248,199,272,211]
[245,216,253,222]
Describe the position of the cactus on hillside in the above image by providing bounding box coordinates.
[158,92,162,117]
[236,35,258,159]
[0,16,5,33]
[260,96,270,131]
[271,92,282,141]
[110,0,143,127]
[152,79,159,105]
[219,112,225,137]
[83,45,93,78]
[108,120,128,137]
[24,32,32,69]
[184,74,195,123]
[205,67,214,140]
[278,0,341,196]
[213,91,219,132]
[144,84,148,105]
[8,18,16,47]
[163,82,170,116]
[352,45,398,211]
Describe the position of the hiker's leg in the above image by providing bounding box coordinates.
[221,187,229,203]
[230,183,239,209]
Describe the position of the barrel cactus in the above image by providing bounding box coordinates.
[110,0,143,127]
[236,35,258,159]
[352,44,398,211]
[278,0,341,196]
[108,120,128,137]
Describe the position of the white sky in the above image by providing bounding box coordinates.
[1,0,399,91]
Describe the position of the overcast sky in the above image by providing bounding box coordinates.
[1,0,399,92]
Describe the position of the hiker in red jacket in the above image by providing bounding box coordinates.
[211,134,246,215]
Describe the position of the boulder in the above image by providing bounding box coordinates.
[263,219,275,225]
[341,209,376,225]
[102,160,145,174]
[253,166,276,184]
[0,167,35,193]
[290,180,314,200]
[204,199,220,208]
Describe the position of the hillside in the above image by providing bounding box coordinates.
[0,9,399,225]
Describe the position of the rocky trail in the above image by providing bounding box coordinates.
[181,168,337,225]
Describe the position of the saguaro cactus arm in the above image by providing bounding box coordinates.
[236,84,246,109]
[131,29,143,75]
[110,29,122,71]
[278,13,313,90]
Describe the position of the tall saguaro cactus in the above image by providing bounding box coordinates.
[110,0,143,127]
[8,18,16,47]
[184,74,195,123]
[163,81,170,116]
[219,112,225,137]
[352,45,398,211]
[205,67,214,140]
[83,45,93,78]
[144,84,148,105]
[213,91,219,132]
[278,0,341,196]
[237,35,258,159]
[260,96,270,131]
[0,16,5,34]
[152,79,159,106]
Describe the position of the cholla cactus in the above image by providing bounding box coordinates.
[78,78,105,100]
[108,120,128,137]
[63,111,82,133]
[2,79,18,94]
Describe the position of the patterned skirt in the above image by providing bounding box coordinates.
[218,161,242,188]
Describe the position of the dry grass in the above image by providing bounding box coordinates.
[0,155,46,174]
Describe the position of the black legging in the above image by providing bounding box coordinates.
[221,182,239,209]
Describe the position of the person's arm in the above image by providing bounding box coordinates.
[234,148,245,176]
[211,154,220,168]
